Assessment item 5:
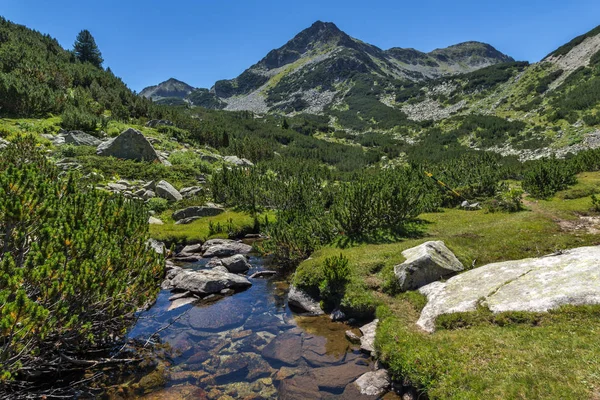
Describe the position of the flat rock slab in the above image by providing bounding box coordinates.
[394,241,464,291]
[261,330,303,367]
[202,239,253,258]
[313,362,370,393]
[418,246,600,332]
[168,269,251,295]
[187,296,252,331]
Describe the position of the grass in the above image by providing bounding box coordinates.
[149,210,274,244]
[293,171,600,399]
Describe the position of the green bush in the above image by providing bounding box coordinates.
[319,254,351,308]
[485,183,523,213]
[60,106,100,132]
[0,137,163,385]
[147,197,169,214]
[522,158,577,199]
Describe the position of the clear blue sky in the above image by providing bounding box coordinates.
[3,0,600,92]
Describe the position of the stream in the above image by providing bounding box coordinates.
[119,254,389,399]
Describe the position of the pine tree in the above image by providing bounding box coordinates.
[73,29,103,68]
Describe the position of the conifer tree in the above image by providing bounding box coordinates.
[73,29,103,68]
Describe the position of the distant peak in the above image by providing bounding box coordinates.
[309,20,340,31]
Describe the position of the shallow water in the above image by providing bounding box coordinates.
[122,255,376,399]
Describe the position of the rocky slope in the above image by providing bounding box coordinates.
[140,78,194,102]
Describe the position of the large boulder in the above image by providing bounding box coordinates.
[172,205,224,222]
[155,180,182,202]
[287,285,324,315]
[394,241,464,292]
[167,268,251,295]
[417,245,600,332]
[96,128,160,162]
[64,131,102,146]
[202,239,253,258]
[221,254,251,273]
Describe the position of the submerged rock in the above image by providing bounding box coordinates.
[187,295,252,331]
[313,362,370,392]
[287,285,324,315]
[417,245,600,332]
[394,241,464,291]
[96,128,160,163]
[261,330,303,366]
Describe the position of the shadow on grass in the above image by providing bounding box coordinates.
[333,218,432,249]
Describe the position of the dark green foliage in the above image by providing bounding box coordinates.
[73,29,103,68]
[546,25,600,58]
[455,115,526,147]
[60,105,100,131]
[535,69,563,93]
[187,88,226,109]
[460,62,529,92]
[319,254,351,308]
[591,194,600,212]
[485,182,524,213]
[0,137,163,385]
[522,157,577,198]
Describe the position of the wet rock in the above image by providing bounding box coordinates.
[185,350,211,366]
[172,205,224,222]
[202,239,253,258]
[169,370,209,385]
[155,180,182,202]
[250,270,277,278]
[221,254,251,273]
[214,354,250,384]
[168,268,252,295]
[278,374,322,400]
[64,130,102,146]
[359,319,378,356]
[355,370,391,397]
[188,296,252,331]
[237,332,268,353]
[180,243,204,254]
[140,384,208,400]
[394,241,464,292]
[287,285,324,315]
[345,330,361,344]
[244,313,284,334]
[96,128,161,163]
[261,330,303,366]
[168,296,197,311]
[246,352,275,380]
[231,330,253,340]
[301,334,346,367]
[330,308,346,321]
[313,362,370,393]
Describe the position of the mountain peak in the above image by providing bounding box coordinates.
[140,78,194,101]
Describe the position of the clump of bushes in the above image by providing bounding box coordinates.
[485,182,523,213]
[522,158,577,198]
[0,137,163,389]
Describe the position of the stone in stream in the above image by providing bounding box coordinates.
[261,330,303,366]
[172,205,224,222]
[202,239,253,258]
[359,319,378,356]
[394,241,464,292]
[180,243,203,254]
[313,361,370,393]
[221,254,251,273]
[417,245,600,332]
[155,180,182,202]
[287,285,324,315]
[354,369,391,397]
[301,334,346,367]
[250,270,278,278]
[278,373,322,400]
[167,268,251,295]
[187,296,252,331]
[345,330,361,344]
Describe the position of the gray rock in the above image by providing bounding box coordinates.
[148,216,164,225]
[64,131,101,146]
[261,330,303,366]
[172,205,224,221]
[142,190,156,199]
[168,268,252,295]
[199,153,222,163]
[145,119,173,128]
[155,180,182,202]
[314,362,370,392]
[202,239,253,258]
[287,285,324,315]
[221,254,251,273]
[354,370,390,397]
[181,243,203,254]
[345,330,361,344]
[394,241,464,292]
[147,239,166,255]
[180,186,203,198]
[359,319,378,355]
[175,217,202,225]
[330,308,346,321]
[96,128,160,163]
[418,245,600,332]
[223,155,254,167]
[143,181,156,190]
[107,183,128,192]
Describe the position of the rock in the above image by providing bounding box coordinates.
[417,245,600,332]
[202,239,253,258]
[180,186,203,198]
[301,334,346,367]
[345,330,361,344]
[250,270,277,279]
[355,370,391,397]
[261,330,303,366]
[330,308,346,321]
[172,205,225,222]
[223,155,254,167]
[143,181,156,190]
[175,217,202,225]
[96,128,161,163]
[394,241,464,292]
[278,374,322,400]
[143,190,156,199]
[148,216,164,225]
[221,254,251,273]
[147,239,166,255]
[199,153,222,163]
[359,319,378,355]
[155,180,182,202]
[187,296,252,331]
[168,269,252,295]
[287,285,324,315]
[107,182,128,192]
[168,296,197,311]
[146,119,173,128]
[64,130,102,146]
[313,362,370,393]
[181,243,204,254]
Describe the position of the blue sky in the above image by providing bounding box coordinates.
[3,0,600,92]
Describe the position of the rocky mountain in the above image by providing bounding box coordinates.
[141,21,513,113]
[140,78,194,103]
